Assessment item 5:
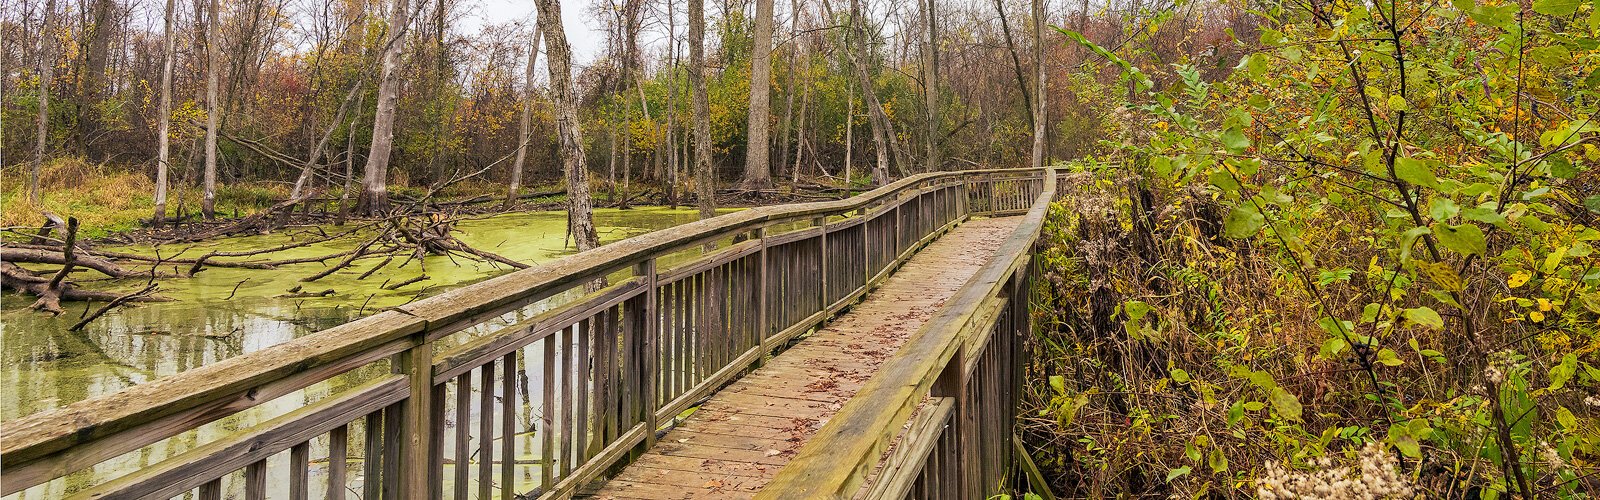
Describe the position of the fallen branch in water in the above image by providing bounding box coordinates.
[70,283,161,331]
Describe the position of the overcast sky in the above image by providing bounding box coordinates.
[472,0,609,65]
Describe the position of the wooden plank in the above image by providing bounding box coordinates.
[362,411,382,500]
[328,424,348,500]
[757,186,1054,498]
[3,337,411,495]
[245,459,267,500]
[862,397,953,500]
[501,352,517,500]
[290,441,310,500]
[479,361,495,500]
[72,376,407,499]
[433,278,645,383]
[455,372,472,499]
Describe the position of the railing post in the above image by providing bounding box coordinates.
[636,258,658,451]
[756,227,771,366]
[815,216,827,310]
[987,173,996,215]
[396,334,435,500]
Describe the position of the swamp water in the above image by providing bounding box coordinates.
[2,207,732,498]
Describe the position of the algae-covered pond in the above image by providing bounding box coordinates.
[0,207,729,422]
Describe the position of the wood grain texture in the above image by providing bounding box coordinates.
[584,217,1021,500]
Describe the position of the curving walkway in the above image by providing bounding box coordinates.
[584,216,1023,499]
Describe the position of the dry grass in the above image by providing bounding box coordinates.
[1,157,288,238]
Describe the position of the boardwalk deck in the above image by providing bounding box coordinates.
[584,216,1024,499]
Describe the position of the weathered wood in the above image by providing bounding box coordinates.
[590,217,1019,499]
[863,397,953,500]
[73,376,406,499]
[329,424,349,500]
[4,337,410,495]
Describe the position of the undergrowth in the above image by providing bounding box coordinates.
[1021,0,1600,498]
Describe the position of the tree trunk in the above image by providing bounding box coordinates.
[506,27,543,208]
[776,0,801,182]
[76,0,116,160]
[152,0,177,223]
[32,0,58,206]
[689,0,717,219]
[202,0,222,219]
[843,0,890,185]
[739,0,775,190]
[535,0,600,251]
[357,0,412,215]
[920,0,940,171]
[1030,0,1047,169]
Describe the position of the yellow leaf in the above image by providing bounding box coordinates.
[1538,298,1553,312]
[1508,271,1532,288]
[1530,311,1546,322]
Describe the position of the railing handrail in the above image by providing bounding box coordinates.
[0,167,1046,488]
[757,167,1056,498]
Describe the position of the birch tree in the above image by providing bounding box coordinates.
[151,0,177,222]
[690,0,716,218]
[1030,0,1047,169]
[201,0,221,219]
[739,0,776,190]
[31,0,57,205]
[534,0,599,250]
[356,0,412,215]
[506,26,542,207]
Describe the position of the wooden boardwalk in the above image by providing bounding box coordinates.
[585,216,1023,499]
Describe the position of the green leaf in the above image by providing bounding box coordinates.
[1049,375,1066,395]
[1549,353,1577,390]
[1171,368,1191,383]
[1395,156,1440,189]
[1556,407,1577,429]
[1224,205,1265,238]
[1208,447,1229,472]
[1432,223,1487,257]
[1388,94,1409,112]
[1320,337,1350,359]
[1269,388,1303,421]
[1403,307,1445,329]
[1376,348,1404,366]
[1584,195,1600,214]
[1533,0,1583,16]
[1221,127,1251,154]
[1165,466,1192,482]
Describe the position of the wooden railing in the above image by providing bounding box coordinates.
[759,167,1055,499]
[1,167,1047,499]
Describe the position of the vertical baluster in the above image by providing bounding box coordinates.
[540,336,556,490]
[455,372,471,499]
[638,258,659,448]
[289,441,309,500]
[199,478,222,500]
[328,424,347,500]
[576,319,592,460]
[479,359,495,500]
[362,412,382,500]
[560,326,575,477]
[501,352,517,500]
[245,459,267,500]
[604,307,620,444]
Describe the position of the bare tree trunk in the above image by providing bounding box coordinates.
[843,84,854,185]
[920,0,940,171]
[338,94,363,224]
[357,0,412,215]
[776,0,801,182]
[739,0,775,190]
[31,0,58,206]
[505,27,543,208]
[841,0,890,185]
[202,0,221,219]
[664,0,679,207]
[689,0,716,219]
[535,0,599,250]
[991,0,1035,133]
[1030,0,1047,169]
[152,0,177,223]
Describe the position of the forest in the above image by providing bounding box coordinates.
[3,0,1600,497]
